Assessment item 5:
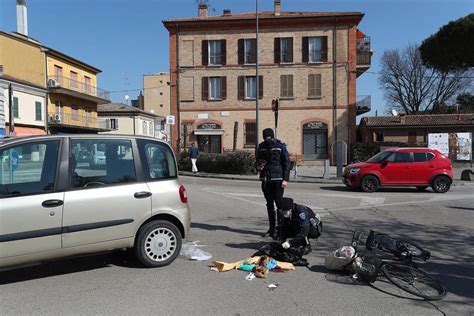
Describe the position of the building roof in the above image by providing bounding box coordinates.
[164,11,363,23]
[361,114,474,127]
[98,103,163,118]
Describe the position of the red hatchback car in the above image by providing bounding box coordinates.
[343,148,453,193]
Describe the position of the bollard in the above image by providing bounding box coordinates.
[323,159,330,179]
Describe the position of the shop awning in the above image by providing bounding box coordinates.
[194,129,225,136]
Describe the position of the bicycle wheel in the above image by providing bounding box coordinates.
[381,263,446,300]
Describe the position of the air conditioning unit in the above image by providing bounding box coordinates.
[48,79,60,88]
[48,114,61,123]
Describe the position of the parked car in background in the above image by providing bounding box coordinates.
[0,135,190,270]
[343,148,453,193]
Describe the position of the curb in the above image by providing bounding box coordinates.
[178,171,474,186]
[179,171,349,184]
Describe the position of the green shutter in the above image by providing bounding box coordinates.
[13,97,19,118]
[35,102,42,121]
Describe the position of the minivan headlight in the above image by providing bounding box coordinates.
[349,168,361,174]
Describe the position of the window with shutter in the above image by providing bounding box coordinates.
[258,75,263,99]
[202,40,208,66]
[245,76,257,99]
[221,77,227,100]
[244,39,256,64]
[308,37,322,62]
[208,40,222,65]
[238,76,245,100]
[13,97,19,118]
[35,101,42,121]
[302,37,309,62]
[221,40,226,65]
[280,75,293,98]
[209,77,222,100]
[308,74,322,98]
[238,39,244,65]
[274,38,281,63]
[279,38,292,63]
[202,77,209,100]
[244,122,257,146]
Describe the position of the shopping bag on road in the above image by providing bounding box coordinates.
[324,246,356,271]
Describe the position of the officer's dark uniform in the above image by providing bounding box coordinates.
[256,128,291,237]
[280,201,322,249]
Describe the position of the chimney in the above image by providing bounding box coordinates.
[16,0,28,36]
[274,0,281,16]
[223,9,231,16]
[198,4,208,18]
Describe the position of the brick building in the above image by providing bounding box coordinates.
[163,1,371,161]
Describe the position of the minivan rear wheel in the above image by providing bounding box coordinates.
[360,175,379,193]
[134,220,182,267]
[431,175,451,193]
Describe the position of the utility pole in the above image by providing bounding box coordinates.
[8,84,14,136]
[255,0,260,154]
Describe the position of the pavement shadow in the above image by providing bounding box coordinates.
[448,206,474,211]
[191,222,263,237]
[225,242,267,251]
[0,251,140,285]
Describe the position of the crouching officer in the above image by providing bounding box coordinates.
[256,128,291,239]
[279,198,323,254]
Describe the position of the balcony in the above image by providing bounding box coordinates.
[47,75,110,104]
[48,112,109,132]
[356,37,372,76]
[356,95,371,115]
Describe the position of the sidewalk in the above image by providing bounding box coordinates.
[179,164,474,186]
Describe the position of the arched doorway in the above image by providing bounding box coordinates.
[195,123,223,153]
[303,121,328,160]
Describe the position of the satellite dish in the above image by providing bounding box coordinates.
[125,95,130,100]
[391,109,398,116]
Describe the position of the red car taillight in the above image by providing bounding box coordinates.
[179,185,188,204]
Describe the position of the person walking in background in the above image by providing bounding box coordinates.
[256,128,291,239]
[189,142,199,174]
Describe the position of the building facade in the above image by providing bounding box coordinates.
[0,31,109,137]
[143,72,170,117]
[0,32,47,136]
[163,1,371,161]
[98,103,165,139]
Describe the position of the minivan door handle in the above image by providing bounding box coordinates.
[134,191,152,199]
[42,199,64,208]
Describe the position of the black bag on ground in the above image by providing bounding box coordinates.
[252,242,308,266]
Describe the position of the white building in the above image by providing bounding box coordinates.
[98,103,165,139]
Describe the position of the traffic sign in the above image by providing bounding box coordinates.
[166,115,175,125]
[11,150,19,171]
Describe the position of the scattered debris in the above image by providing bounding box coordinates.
[180,241,212,261]
[267,283,279,291]
[245,272,256,281]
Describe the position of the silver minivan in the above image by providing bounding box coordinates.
[0,135,190,270]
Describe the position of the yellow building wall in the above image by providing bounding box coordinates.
[46,56,97,87]
[0,34,46,87]
[48,94,98,128]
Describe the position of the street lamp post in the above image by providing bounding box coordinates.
[255,0,260,154]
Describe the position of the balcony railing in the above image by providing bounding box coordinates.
[47,75,110,101]
[356,36,372,66]
[48,111,99,129]
[356,95,371,115]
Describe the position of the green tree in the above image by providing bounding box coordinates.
[420,14,474,71]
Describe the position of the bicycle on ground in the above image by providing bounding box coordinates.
[350,229,446,301]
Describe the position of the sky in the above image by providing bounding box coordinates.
[1,0,473,117]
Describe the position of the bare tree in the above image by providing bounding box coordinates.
[379,44,470,114]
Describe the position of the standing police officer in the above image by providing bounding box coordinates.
[256,128,291,239]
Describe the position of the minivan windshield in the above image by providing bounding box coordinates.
[366,151,394,163]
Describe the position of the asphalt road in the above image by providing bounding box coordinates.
[1,177,473,315]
